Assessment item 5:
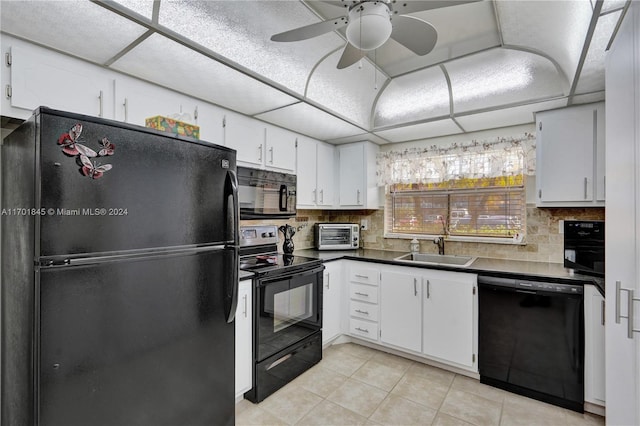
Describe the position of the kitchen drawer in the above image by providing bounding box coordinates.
[349,267,379,286]
[349,318,379,341]
[349,283,379,303]
[350,300,379,321]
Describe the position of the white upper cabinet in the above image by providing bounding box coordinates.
[224,111,265,168]
[535,102,605,207]
[264,125,296,172]
[7,43,113,120]
[115,76,196,126]
[225,112,296,172]
[296,137,335,208]
[316,142,336,207]
[338,142,379,209]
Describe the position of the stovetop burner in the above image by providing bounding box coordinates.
[239,225,322,277]
[240,252,321,273]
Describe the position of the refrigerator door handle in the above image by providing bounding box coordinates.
[225,170,239,323]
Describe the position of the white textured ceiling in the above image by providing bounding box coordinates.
[0,0,629,144]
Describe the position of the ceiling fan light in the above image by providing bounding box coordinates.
[346,2,392,51]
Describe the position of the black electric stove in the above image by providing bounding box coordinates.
[240,225,324,403]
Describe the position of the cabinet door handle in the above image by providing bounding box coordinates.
[601,300,605,326]
[98,90,103,117]
[584,177,588,199]
[413,278,418,296]
[354,292,369,297]
[325,273,330,290]
[123,98,128,122]
[258,144,263,162]
[355,274,369,279]
[355,327,369,333]
[269,146,274,164]
[426,280,430,299]
[313,189,317,203]
[320,189,324,204]
[616,280,640,339]
[242,294,248,318]
[357,189,361,204]
[355,309,369,315]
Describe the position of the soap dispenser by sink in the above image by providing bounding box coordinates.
[410,238,420,253]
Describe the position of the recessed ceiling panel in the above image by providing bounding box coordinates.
[456,99,567,132]
[0,0,148,63]
[374,66,450,128]
[364,0,500,77]
[601,0,627,13]
[113,0,155,19]
[446,49,565,114]
[306,49,388,128]
[110,34,298,116]
[255,103,364,141]
[575,10,622,95]
[158,0,344,95]
[496,0,592,85]
[374,119,462,143]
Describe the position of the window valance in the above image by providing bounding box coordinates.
[376,133,536,186]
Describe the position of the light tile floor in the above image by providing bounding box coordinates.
[236,342,605,426]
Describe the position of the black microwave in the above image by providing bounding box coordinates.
[237,166,297,219]
[564,220,604,277]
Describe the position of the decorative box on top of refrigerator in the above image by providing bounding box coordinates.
[145,115,200,139]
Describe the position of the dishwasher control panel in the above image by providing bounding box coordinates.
[516,280,583,294]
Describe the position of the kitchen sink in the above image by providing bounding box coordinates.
[394,252,477,268]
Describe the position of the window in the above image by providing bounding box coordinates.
[385,176,525,240]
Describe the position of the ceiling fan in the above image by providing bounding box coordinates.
[271,0,480,69]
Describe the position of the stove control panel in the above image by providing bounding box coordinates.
[240,225,279,247]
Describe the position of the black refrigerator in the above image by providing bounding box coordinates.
[1,107,239,426]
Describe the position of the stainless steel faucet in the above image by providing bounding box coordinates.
[434,236,445,255]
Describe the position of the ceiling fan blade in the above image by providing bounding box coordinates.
[337,42,367,69]
[271,16,348,42]
[390,15,437,56]
[320,0,353,8]
[392,0,481,15]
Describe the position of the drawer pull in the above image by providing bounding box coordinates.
[355,327,369,333]
[355,309,369,315]
[355,274,369,279]
[354,292,369,297]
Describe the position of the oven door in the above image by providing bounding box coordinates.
[255,266,323,362]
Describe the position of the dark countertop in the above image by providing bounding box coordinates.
[294,248,605,297]
[239,270,254,281]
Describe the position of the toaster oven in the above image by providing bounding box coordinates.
[315,223,360,250]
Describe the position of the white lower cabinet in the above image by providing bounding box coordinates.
[584,285,605,406]
[343,261,478,372]
[422,271,477,369]
[322,261,343,345]
[380,269,422,353]
[235,279,252,400]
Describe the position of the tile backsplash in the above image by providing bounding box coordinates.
[241,206,604,264]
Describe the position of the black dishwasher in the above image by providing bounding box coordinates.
[478,276,584,412]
